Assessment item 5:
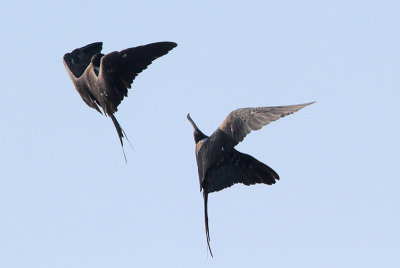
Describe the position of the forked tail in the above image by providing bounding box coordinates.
[203,192,213,257]
[110,114,132,163]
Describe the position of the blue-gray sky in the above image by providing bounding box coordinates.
[1,0,399,267]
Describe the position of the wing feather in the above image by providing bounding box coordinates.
[219,102,315,145]
[98,42,177,112]
[206,150,279,193]
[63,42,103,78]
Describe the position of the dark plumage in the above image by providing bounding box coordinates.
[63,41,177,160]
[187,102,314,256]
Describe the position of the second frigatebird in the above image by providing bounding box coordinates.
[63,41,177,160]
[187,102,314,256]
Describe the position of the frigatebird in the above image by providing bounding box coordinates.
[187,102,314,256]
[63,41,177,160]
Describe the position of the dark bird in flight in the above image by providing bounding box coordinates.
[63,41,177,160]
[187,102,314,256]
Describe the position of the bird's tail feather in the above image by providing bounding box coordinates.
[110,114,133,162]
[203,192,213,257]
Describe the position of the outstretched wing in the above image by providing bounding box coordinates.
[219,102,315,145]
[63,42,103,78]
[205,150,279,193]
[98,41,177,112]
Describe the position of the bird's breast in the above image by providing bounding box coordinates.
[195,138,208,155]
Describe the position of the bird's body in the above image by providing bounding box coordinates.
[63,41,177,159]
[187,102,314,256]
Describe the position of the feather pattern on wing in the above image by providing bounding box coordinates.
[98,42,177,113]
[219,102,315,145]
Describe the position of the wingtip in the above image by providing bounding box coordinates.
[161,41,178,50]
[187,113,199,131]
[90,41,103,47]
[298,101,316,108]
[187,113,195,125]
[164,41,178,48]
[82,42,103,54]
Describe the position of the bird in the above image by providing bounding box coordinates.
[63,41,177,160]
[187,102,314,256]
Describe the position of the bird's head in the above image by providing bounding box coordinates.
[187,113,208,144]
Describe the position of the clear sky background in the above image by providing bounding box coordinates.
[1,0,399,267]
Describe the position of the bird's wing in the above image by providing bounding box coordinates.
[218,102,315,145]
[63,42,103,78]
[98,42,177,112]
[205,150,279,193]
